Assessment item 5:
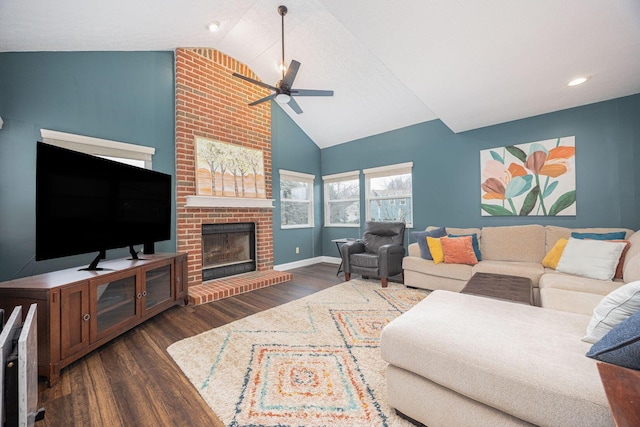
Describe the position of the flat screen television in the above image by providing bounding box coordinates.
[36,142,171,269]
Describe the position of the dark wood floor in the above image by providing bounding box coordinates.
[37,263,345,427]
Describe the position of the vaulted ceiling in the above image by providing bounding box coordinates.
[1,0,639,148]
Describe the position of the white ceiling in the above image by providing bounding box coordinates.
[1,0,639,148]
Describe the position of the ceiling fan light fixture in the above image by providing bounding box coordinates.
[275,93,291,104]
[207,21,220,32]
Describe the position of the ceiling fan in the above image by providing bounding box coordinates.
[232,5,334,114]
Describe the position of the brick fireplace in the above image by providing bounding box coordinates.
[175,48,291,305]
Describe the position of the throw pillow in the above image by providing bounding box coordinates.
[556,238,627,281]
[542,238,568,269]
[440,236,478,265]
[582,281,640,343]
[411,227,446,260]
[607,240,631,280]
[586,310,640,370]
[542,239,569,270]
[447,233,482,261]
[426,237,444,264]
[572,231,627,240]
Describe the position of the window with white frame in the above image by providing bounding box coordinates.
[40,129,155,169]
[280,170,314,228]
[323,170,360,227]
[364,162,413,227]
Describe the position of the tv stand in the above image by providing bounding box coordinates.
[0,253,188,386]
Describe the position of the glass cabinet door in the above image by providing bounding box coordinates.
[94,274,137,337]
[144,264,172,312]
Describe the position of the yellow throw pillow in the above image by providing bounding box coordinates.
[542,238,568,269]
[426,236,444,264]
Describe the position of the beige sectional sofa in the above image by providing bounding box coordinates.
[381,224,640,426]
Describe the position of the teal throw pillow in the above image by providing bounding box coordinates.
[586,310,640,370]
[572,231,626,240]
[448,233,482,261]
[411,227,446,260]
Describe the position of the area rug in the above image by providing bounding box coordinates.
[167,280,430,427]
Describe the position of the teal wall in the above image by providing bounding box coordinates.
[1,50,638,274]
[0,52,175,281]
[321,94,640,257]
[271,104,322,264]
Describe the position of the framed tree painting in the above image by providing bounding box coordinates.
[480,136,576,216]
[195,137,266,198]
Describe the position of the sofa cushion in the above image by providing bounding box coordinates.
[381,291,609,427]
[402,256,473,281]
[407,242,421,257]
[582,281,640,343]
[541,238,568,269]
[556,238,627,281]
[540,287,604,315]
[572,231,627,240]
[545,226,635,254]
[471,260,544,286]
[586,310,640,370]
[426,237,445,264]
[411,227,446,260]
[539,272,622,295]
[623,231,640,282]
[441,236,478,265]
[448,233,482,261]
[442,226,482,238]
[480,225,545,262]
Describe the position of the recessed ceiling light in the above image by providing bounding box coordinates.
[568,76,589,87]
[207,21,220,32]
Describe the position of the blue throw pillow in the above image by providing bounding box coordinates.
[586,310,640,370]
[448,233,482,261]
[572,231,626,240]
[411,227,446,260]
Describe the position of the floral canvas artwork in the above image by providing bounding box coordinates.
[480,136,576,216]
[196,137,266,198]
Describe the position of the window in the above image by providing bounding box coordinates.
[323,171,360,227]
[280,170,314,228]
[364,162,413,227]
[40,129,155,169]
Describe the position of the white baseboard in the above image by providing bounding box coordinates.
[274,256,341,271]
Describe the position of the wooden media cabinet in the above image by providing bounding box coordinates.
[0,253,188,386]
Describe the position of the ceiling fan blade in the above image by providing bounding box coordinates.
[232,72,277,91]
[291,89,334,97]
[287,97,303,114]
[249,93,277,106]
[281,60,300,88]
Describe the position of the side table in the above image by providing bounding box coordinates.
[331,238,355,276]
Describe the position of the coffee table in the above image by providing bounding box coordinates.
[461,272,533,305]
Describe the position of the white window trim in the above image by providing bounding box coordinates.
[280,169,315,229]
[364,162,414,227]
[40,129,155,169]
[323,170,360,228]
[363,161,413,178]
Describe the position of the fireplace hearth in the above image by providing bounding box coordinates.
[202,223,256,281]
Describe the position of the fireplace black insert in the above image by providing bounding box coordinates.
[201,223,256,281]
